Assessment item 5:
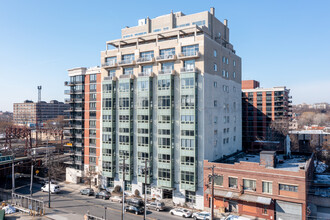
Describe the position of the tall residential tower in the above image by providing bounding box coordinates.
[99,8,242,209]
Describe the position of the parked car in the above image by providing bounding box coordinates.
[110,196,125,203]
[95,190,110,200]
[169,208,192,218]
[80,188,94,196]
[146,201,165,211]
[222,215,252,220]
[124,205,144,215]
[127,198,144,207]
[41,184,60,194]
[192,211,211,220]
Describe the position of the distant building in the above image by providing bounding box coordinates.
[13,100,69,126]
[290,129,330,153]
[242,80,292,151]
[0,111,13,122]
[203,151,314,220]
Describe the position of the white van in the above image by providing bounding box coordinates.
[41,184,60,194]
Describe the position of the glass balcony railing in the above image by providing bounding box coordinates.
[156,54,176,61]
[102,60,117,68]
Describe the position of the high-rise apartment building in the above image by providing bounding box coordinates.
[242,80,292,151]
[64,67,102,184]
[13,100,69,126]
[98,8,242,209]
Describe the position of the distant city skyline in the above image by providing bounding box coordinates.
[1,0,330,111]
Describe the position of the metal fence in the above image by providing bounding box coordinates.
[11,193,45,216]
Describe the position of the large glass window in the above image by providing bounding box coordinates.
[140,51,154,59]
[105,56,117,65]
[185,191,196,204]
[161,62,174,73]
[181,77,194,89]
[183,60,195,71]
[119,97,129,109]
[181,171,194,184]
[159,48,175,57]
[119,83,129,92]
[89,74,97,82]
[214,176,223,186]
[123,67,133,75]
[141,65,153,75]
[181,44,199,56]
[158,168,171,181]
[158,79,171,90]
[138,81,149,91]
[181,95,195,108]
[158,96,171,109]
[122,54,134,61]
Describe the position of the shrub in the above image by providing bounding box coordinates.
[113,185,121,193]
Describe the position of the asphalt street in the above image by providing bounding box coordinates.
[13,180,190,220]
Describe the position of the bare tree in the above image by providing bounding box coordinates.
[83,168,99,189]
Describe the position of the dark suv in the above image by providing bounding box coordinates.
[127,198,144,207]
[95,190,110,200]
[146,202,165,211]
[125,205,144,215]
[80,188,94,196]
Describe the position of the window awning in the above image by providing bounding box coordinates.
[205,189,271,205]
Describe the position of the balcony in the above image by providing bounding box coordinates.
[118,59,135,66]
[119,74,134,79]
[158,69,175,75]
[136,57,155,64]
[156,54,176,62]
[180,67,199,73]
[138,72,154,77]
[102,60,117,68]
[178,51,200,59]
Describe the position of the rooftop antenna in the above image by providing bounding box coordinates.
[37,86,42,103]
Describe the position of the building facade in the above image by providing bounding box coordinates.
[203,151,314,220]
[13,100,69,126]
[64,67,102,184]
[242,80,292,151]
[98,8,242,209]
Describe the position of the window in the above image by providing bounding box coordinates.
[185,191,196,203]
[222,56,226,63]
[181,139,195,150]
[119,82,130,92]
[181,130,195,136]
[123,67,133,75]
[119,97,130,109]
[122,53,134,61]
[89,74,97,82]
[279,184,298,192]
[233,72,236,78]
[222,70,226,77]
[158,79,171,90]
[262,181,273,194]
[161,62,174,73]
[158,137,171,148]
[108,69,116,77]
[181,115,195,124]
[181,171,195,184]
[214,82,217,88]
[214,63,218,71]
[140,51,154,59]
[183,59,195,71]
[263,205,268,215]
[141,65,153,75]
[181,95,195,108]
[214,100,218,107]
[89,84,96,91]
[103,98,111,108]
[105,56,117,65]
[159,48,175,57]
[229,177,237,188]
[158,154,171,163]
[233,60,236,66]
[181,77,194,89]
[158,168,171,181]
[181,44,199,56]
[181,156,195,165]
[214,176,223,186]
[192,20,205,26]
[158,96,171,109]
[243,179,256,191]
[214,50,217,57]
[158,115,171,123]
[89,147,96,155]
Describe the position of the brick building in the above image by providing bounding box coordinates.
[242,80,292,151]
[13,100,69,126]
[203,151,314,220]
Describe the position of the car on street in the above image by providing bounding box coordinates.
[146,201,166,211]
[80,188,94,196]
[110,195,125,203]
[221,215,252,220]
[95,190,110,200]
[124,205,144,215]
[169,208,192,218]
[192,211,211,220]
[41,184,60,194]
[127,198,144,207]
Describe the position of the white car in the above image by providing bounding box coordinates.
[41,184,60,194]
[222,215,252,220]
[192,211,211,220]
[169,208,192,218]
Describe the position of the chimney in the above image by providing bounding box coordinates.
[210,7,215,16]
[260,151,276,168]
[224,19,228,27]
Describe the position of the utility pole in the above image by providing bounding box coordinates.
[144,159,148,220]
[30,161,33,197]
[210,165,215,220]
[104,206,107,220]
[121,157,125,220]
[46,137,51,208]
[11,153,15,195]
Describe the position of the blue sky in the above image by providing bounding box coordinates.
[1,0,329,111]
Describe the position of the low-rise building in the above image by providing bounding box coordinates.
[203,151,314,220]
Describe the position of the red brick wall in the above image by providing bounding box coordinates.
[242,80,260,89]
